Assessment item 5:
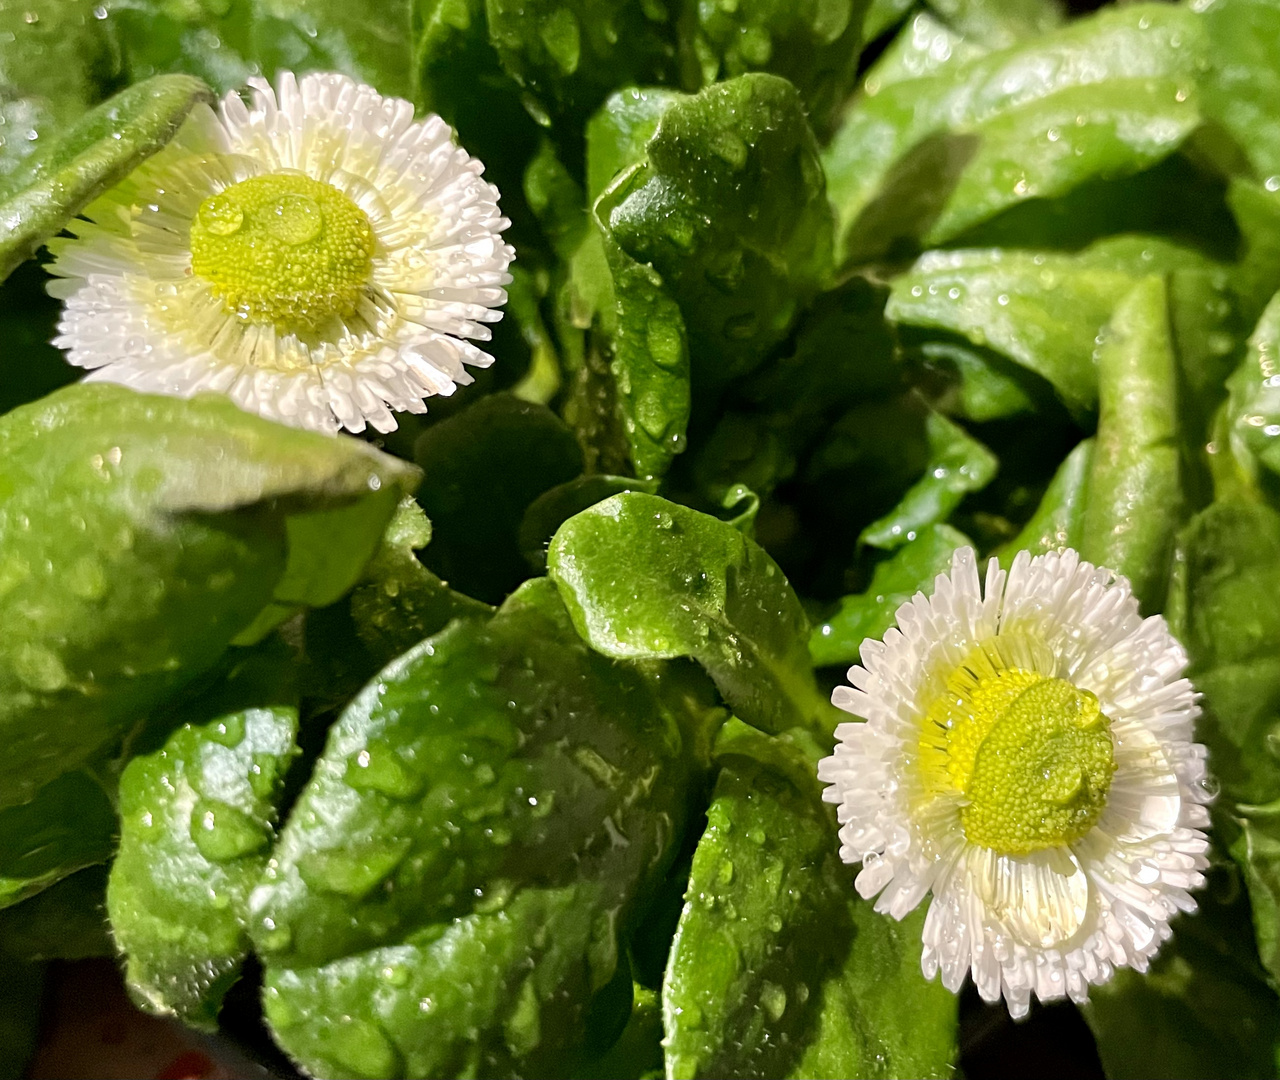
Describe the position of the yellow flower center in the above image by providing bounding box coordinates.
[189,171,375,331]
[919,638,1116,856]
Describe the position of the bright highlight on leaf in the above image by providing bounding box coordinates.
[46,71,515,435]
[819,546,1213,1018]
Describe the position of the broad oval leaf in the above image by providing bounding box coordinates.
[253,579,692,1078]
[0,384,417,808]
[547,492,833,736]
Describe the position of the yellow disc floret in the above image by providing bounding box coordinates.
[920,638,1116,856]
[189,171,375,331]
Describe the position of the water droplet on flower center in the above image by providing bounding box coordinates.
[188,171,376,331]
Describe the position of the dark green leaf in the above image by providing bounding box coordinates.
[0,384,416,808]
[0,864,111,962]
[0,74,211,282]
[810,524,970,669]
[994,437,1093,566]
[0,771,115,909]
[606,74,833,388]
[484,0,676,133]
[548,492,833,736]
[676,0,871,137]
[664,722,957,1079]
[1229,801,1280,985]
[860,410,997,550]
[413,392,582,603]
[108,653,299,1027]
[1080,276,1182,612]
[254,579,691,1078]
[347,498,491,667]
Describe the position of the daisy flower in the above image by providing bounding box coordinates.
[818,547,1212,1017]
[46,71,514,434]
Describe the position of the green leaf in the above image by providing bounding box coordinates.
[1229,801,1280,985]
[253,579,691,1079]
[563,89,692,481]
[347,498,491,668]
[107,0,415,99]
[0,771,115,910]
[1176,499,1280,811]
[1199,0,1280,181]
[860,410,996,551]
[862,12,986,94]
[547,492,832,736]
[886,240,1224,414]
[676,0,871,137]
[0,73,211,282]
[0,956,42,1080]
[417,0,543,238]
[107,652,299,1027]
[484,0,676,133]
[572,983,663,1080]
[0,383,416,809]
[926,0,1063,50]
[1079,276,1182,612]
[605,74,834,388]
[664,723,957,1079]
[994,437,1093,567]
[1224,290,1280,490]
[0,0,122,186]
[1084,865,1280,1080]
[810,524,971,669]
[0,864,111,962]
[413,393,583,603]
[823,4,1205,265]
[519,474,659,572]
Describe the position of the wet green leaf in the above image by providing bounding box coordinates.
[485,0,676,134]
[548,492,833,736]
[255,579,692,1078]
[0,73,211,282]
[676,0,871,137]
[0,384,416,809]
[860,410,996,550]
[107,653,299,1027]
[106,0,415,98]
[1224,290,1280,490]
[664,723,957,1079]
[1080,276,1182,612]
[519,474,659,572]
[824,4,1204,265]
[606,74,833,388]
[810,524,970,669]
[347,498,491,667]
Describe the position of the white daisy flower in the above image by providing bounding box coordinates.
[818,547,1212,1018]
[47,71,514,434]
